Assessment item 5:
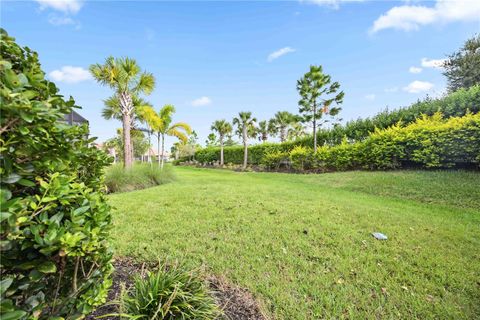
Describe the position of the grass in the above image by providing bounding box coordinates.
[104,163,175,193]
[108,167,480,319]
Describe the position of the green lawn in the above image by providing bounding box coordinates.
[108,167,480,319]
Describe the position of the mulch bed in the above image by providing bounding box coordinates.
[87,258,267,320]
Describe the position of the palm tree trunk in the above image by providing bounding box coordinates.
[280,127,286,142]
[160,134,165,170]
[313,102,317,153]
[157,133,161,166]
[122,112,133,168]
[148,130,152,165]
[243,127,248,169]
[220,135,224,166]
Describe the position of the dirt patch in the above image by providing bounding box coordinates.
[87,258,266,320]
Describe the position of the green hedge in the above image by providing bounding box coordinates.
[194,86,480,166]
[288,112,480,171]
[1,29,113,319]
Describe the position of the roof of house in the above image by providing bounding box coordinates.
[64,110,88,125]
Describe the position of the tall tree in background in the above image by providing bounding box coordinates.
[297,65,344,152]
[287,122,307,141]
[211,119,233,166]
[233,111,257,169]
[90,57,155,168]
[149,105,191,169]
[444,34,480,92]
[205,133,217,147]
[269,111,298,142]
[136,105,158,163]
[256,120,270,143]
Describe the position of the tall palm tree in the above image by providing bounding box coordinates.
[90,57,155,168]
[149,105,191,169]
[287,122,307,141]
[269,111,297,142]
[233,111,256,169]
[256,120,269,143]
[211,120,233,166]
[136,105,158,163]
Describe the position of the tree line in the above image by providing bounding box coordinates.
[204,34,479,169]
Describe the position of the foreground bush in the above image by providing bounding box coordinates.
[119,263,220,319]
[105,163,175,193]
[0,29,113,318]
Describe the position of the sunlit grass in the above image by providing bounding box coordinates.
[108,167,480,319]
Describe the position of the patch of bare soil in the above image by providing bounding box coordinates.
[87,258,266,320]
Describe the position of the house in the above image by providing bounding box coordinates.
[64,110,88,126]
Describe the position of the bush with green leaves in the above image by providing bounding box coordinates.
[118,263,220,319]
[261,150,289,170]
[289,146,312,171]
[0,29,113,319]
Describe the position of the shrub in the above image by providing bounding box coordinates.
[289,146,313,171]
[105,163,175,193]
[0,29,113,319]
[262,150,289,170]
[119,263,220,319]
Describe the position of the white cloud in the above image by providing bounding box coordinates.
[365,94,376,100]
[302,0,364,9]
[48,15,76,26]
[403,80,434,93]
[409,66,422,73]
[421,58,447,69]
[371,0,480,33]
[35,0,83,14]
[267,47,296,62]
[49,66,91,83]
[191,96,212,107]
[384,87,399,93]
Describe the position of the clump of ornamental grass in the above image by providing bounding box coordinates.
[118,263,221,320]
[104,163,175,193]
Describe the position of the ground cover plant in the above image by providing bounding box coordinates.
[108,166,480,319]
[105,163,175,193]
[0,29,112,318]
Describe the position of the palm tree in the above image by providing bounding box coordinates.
[90,57,155,168]
[287,122,307,141]
[136,105,158,163]
[269,111,297,142]
[233,111,256,169]
[150,105,191,169]
[256,120,270,143]
[211,120,233,166]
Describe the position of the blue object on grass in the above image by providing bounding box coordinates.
[372,232,388,240]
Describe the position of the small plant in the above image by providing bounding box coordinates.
[118,263,220,319]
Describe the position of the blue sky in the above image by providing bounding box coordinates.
[2,0,479,150]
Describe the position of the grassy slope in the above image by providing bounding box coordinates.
[108,167,480,319]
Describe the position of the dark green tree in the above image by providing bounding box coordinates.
[297,65,344,151]
[444,34,480,92]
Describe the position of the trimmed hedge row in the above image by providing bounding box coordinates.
[196,112,480,170]
[194,85,480,165]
